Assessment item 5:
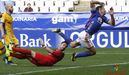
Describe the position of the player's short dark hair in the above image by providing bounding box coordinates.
[61,41,68,44]
[96,5,104,10]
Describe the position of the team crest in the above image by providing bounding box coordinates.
[97,17,102,24]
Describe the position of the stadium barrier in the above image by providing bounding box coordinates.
[9,13,129,48]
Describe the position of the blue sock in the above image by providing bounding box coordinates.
[58,32,71,44]
[75,51,93,58]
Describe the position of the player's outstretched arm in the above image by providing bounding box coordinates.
[90,0,104,8]
[43,46,53,53]
[108,7,115,26]
[39,38,53,53]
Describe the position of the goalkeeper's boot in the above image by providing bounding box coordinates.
[52,28,61,33]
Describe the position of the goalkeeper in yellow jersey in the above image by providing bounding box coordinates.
[0,3,19,65]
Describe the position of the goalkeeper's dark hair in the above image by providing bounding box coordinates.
[61,41,68,47]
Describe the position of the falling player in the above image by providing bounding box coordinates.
[70,1,115,61]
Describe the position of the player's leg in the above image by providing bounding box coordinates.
[70,41,81,48]
[73,47,96,58]
[10,53,27,59]
[2,36,16,65]
[3,45,26,65]
[52,29,81,48]
[12,48,41,60]
[12,47,32,55]
[11,47,41,66]
[4,36,19,65]
[72,47,96,62]
[72,31,96,61]
[52,29,72,44]
[27,51,50,66]
[27,57,40,66]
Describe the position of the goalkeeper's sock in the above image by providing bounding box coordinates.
[12,47,31,55]
[58,32,72,44]
[75,51,93,58]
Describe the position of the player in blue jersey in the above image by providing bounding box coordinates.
[70,1,115,61]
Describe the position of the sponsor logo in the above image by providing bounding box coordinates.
[20,34,51,47]
[13,17,37,21]
[66,30,129,48]
[113,64,119,72]
[51,14,78,24]
[97,17,102,24]
[115,16,129,21]
[104,64,126,75]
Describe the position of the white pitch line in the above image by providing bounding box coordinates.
[8,66,81,75]
[95,53,129,54]
[9,62,129,75]
[65,52,129,54]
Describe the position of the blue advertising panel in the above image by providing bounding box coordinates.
[10,13,129,48]
[14,30,129,48]
[12,12,129,30]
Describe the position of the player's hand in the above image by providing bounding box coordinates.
[108,7,114,15]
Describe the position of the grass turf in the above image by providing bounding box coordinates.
[0,48,129,75]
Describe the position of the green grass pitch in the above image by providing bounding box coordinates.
[0,48,129,75]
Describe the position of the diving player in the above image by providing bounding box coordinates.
[10,39,67,66]
[6,28,72,66]
[0,29,71,66]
